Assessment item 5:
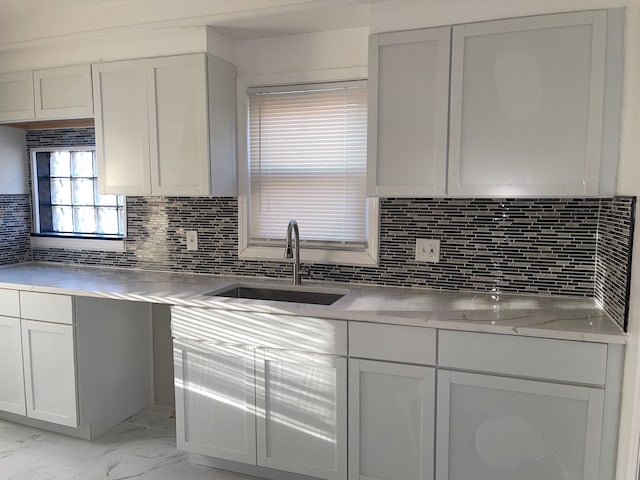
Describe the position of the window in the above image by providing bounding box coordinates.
[240,80,378,265]
[32,148,125,238]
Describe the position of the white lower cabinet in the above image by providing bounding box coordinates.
[174,339,256,464]
[256,349,347,480]
[436,370,604,480]
[21,319,78,427]
[172,310,620,480]
[0,316,26,415]
[0,289,152,439]
[349,359,435,480]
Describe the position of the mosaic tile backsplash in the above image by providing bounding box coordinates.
[23,128,635,329]
[0,194,32,266]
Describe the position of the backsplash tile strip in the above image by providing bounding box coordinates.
[24,128,634,328]
[33,196,601,292]
[595,196,636,330]
[0,194,32,265]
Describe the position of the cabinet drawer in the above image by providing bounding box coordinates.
[438,330,607,385]
[0,289,20,318]
[20,292,73,325]
[350,322,436,365]
[171,306,347,355]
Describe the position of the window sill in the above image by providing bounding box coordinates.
[239,245,378,266]
[30,235,126,252]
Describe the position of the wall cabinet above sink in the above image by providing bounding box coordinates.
[368,9,623,198]
[92,53,237,197]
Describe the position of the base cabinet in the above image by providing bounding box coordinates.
[172,310,620,480]
[0,316,26,415]
[21,320,77,427]
[0,289,152,439]
[174,339,256,464]
[349,359,435,480]
[436,370,605,480]
[257,349,347,480]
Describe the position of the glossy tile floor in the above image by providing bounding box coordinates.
[0,406,260,480]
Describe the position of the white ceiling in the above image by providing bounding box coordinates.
[0,0,383,48]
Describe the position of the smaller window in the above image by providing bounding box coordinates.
[31,148,125,237]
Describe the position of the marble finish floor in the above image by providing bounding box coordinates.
[0,406,260,480]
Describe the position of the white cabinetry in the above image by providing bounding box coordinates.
[369,9,617,198]
[0,71,34,122]
[0,65,93,123]
[34,64,93,119]
[256,349,347,480]
[21,319,77,427]
[0,316,26,415]
[93,53,237,196]
[349,360,434,480]
[171,308,622,480]
[0,289,152,439]
[171,306,347,480]
[437,330,612,480]
[174,339,256,464]
[368,27,450,197]
[436,370,603,480]
[448,11,607,196]
[349,323,436,480]
[92,59,151,195]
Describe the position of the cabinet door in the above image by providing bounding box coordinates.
[368,27,450,197]
[0,71,34,122]
[448,11,606,196]
[256,349,347,480]
[0,316,26,415]
[148,54,210,196]
[349,359,435,480]
[174,339,256,464]
[436,370,604,480]
[92,60,151,195]
[34,64,93,119]
[21,320,78,427]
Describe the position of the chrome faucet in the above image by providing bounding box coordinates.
[284,219,302,285]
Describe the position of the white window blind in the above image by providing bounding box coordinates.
[248,81,368,248]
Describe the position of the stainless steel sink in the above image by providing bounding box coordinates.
[205,285,345,305]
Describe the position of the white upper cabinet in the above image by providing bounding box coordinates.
[0,65,93,123]
[149,55,211,196]
[368,27,450,197]
[93,53,237,197]
[93,59,151,195]
[448,11,607,196]
[34,64,94,120]
[0,71,35,122]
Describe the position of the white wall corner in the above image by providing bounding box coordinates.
[206,27,237,65]
[614,1,640,479]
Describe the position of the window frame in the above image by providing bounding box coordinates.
[30,146,126,252]
[237,70,379,266]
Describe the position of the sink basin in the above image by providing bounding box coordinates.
[206,285,345,305]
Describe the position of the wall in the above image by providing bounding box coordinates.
[0,194,31,266]
[25,128,635,329]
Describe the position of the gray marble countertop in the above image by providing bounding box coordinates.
[0,262,626,344]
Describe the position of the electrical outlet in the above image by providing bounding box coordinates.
[186,231,198,251]
[415,239,440,263]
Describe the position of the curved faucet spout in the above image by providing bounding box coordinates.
[284,219,302,285]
